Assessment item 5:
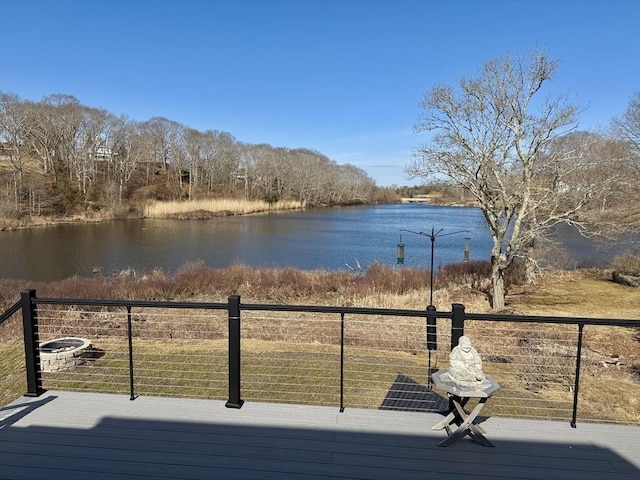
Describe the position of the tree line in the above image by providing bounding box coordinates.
[0,93,382,218]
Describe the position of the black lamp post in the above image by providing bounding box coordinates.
[400,227,469,390]
[400,227,469,307]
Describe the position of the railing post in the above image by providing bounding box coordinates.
[225,295,244,409]
[426,304,437,390]
[127,306,137,401]
[571,323,585,428]
[340,312,345,412]
[426,305,437,351]
[450,303,465,351]
[21,289,45,397]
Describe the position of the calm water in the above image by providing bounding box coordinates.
[0,204,623,281]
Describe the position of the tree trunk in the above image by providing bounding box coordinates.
[491,264,506,310]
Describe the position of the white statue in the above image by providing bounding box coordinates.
[448,335,486,386]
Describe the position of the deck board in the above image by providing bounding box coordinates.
[0,391,638,480]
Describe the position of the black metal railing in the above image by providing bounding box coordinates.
[0,299,21,324]
[4,289,640,427]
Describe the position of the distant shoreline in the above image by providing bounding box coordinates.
[400,195,477,207]
[1,198,484,232]
[0,198,306,231]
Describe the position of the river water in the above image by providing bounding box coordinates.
[0,204,624,281]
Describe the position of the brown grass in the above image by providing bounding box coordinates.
[0,261,492,310]
[0,210,130,231]
[144,198,305,218]
[0,341,24,407]
[507,268,640,319]
[1,265,638,422]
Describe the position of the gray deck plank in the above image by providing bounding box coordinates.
[0,391,638,480]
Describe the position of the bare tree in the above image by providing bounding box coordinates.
[611,91,640,170]
[0,93,31,210]
[205,130,239,193]
[107,115,142,205]
[334,163,375,204]
[608,91,640,231]
[40,94,84,188]
[183,128,205,200]
[407,52,604,310]
[24,99,63,179]
[139,117,184,198]
[75,106,110,196]
[287,148,331,205]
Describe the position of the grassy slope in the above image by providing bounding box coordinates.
[506,270,640,424]
[507,269,640,319]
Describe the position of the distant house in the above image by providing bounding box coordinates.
[92,143,115,162]
[0,142,15,162]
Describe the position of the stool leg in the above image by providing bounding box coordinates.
[438,397,493,447]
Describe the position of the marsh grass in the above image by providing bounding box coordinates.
[0,261,491,310]
[144,198,305,218]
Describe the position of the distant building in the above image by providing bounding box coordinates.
[91,142,116,162]
[0,142,15,162]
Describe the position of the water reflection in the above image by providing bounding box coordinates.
[0,204,630,281]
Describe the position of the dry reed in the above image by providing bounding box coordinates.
[144,198,305,218]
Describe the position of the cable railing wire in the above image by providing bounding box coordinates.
[5,290,640,426]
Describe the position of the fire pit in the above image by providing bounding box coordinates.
[39,337,93,372]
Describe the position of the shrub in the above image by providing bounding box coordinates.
[437,260,491,289]
[610,253,640,275]
[503,257,531,286]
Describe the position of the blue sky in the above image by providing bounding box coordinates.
[1,0,639,186]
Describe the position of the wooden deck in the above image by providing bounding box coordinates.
[0,391,638,479]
